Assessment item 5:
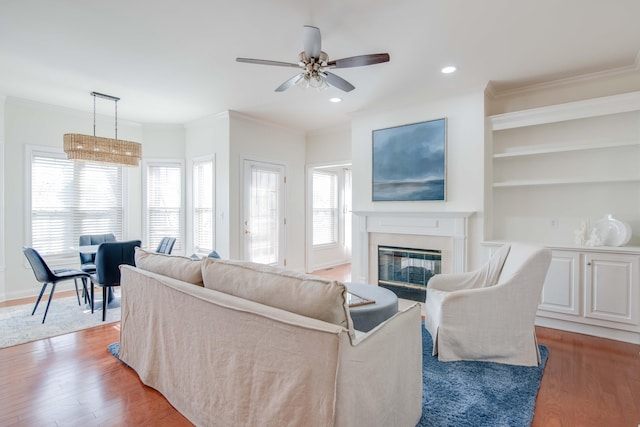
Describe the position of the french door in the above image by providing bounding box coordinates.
[242,160,286,266]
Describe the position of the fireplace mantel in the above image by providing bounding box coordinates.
[351,211,474,283]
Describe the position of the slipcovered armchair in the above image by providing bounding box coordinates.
[424,243,552,366]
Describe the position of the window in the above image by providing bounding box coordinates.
[312,170,338,246]
[29,146,123,260]
[343,168,352,252]
[144,160,183,253]
[193,156,215,254]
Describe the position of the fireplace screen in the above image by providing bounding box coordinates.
[378,246,441,301]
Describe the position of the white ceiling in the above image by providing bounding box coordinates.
[1,0,639,131]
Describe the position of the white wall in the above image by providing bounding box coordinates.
[351,91,486,271]
[185,112,230,257]
[305,125,351,164]
[229,111,306,271]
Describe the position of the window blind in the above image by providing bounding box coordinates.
[312,171,338,246]
[193,158,214,254]
[146,162,183,253]
[31,150,123,258]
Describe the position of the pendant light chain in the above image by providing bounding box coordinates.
[93,93,97,137]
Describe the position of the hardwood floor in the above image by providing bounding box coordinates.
[1,263,638,426]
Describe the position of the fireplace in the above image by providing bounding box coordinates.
[378,246,442,301]
[351,211,474,290]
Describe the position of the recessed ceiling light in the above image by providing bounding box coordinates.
[441,66,456,74]
[329,97,342,103]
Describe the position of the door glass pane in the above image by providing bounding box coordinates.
[248,166,280,264]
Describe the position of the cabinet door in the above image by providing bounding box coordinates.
[538,251,581,316]
[584,253,640,325]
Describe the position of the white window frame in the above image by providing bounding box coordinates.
[25,144,128,267]
[311,170,339,248]
[192,154,215,256]
[142,158,185,254]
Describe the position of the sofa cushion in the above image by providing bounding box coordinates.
[201,257,353,331]
[135,248,204,286]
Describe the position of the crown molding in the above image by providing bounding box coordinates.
[488,53,640,99]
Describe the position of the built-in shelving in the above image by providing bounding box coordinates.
[492,140,640,158]
[486,91,640,248]
[493,176,640,188]
[486,89,640,344]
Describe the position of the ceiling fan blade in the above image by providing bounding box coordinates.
[303,25,321,58]
[327,53,390,68]
[323,72,355,92]
[275,74,304,92]
[236,58,300,68]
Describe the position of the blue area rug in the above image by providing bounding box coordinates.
[419,327,548,426]
[108,327,548,426]
[108,341,120,358]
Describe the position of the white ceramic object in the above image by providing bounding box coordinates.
[591,214,632,247]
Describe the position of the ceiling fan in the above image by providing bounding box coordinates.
[236,25,390,93]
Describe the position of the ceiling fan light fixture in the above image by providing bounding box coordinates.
[441,66,457,74]
[237,25,390,93]
[329,97,342,103]
[296,72,328,91]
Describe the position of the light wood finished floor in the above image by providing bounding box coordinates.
[1,264,638,426]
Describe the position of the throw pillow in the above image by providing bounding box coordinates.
[201,257,353,334]
[135,248,204,286]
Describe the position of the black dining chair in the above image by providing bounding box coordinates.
[22,247,91,323]
[90,240,141,321]
[79,233,116,273]
[155,237,176,254]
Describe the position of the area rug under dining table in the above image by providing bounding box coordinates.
[108,325,548,426]
[0,295,120,348]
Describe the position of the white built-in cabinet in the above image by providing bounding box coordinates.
[485,91,640,344]
[540,248,639,333]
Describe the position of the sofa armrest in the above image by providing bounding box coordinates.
[335,302,423,427]
[428,270,486,292]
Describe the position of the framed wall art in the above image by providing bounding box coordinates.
[372,118,447,201]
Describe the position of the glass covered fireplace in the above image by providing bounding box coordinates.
[378,246,442,302]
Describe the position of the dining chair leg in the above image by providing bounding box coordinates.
[90,281,95,314]
[102,287,108,322]
[41,282,57,324]
[31,282,49,316]
[73,278,81,305]
[81,277,91,306]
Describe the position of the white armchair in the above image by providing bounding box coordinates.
[424,243,551,366]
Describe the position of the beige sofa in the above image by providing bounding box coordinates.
[119,249,423,427]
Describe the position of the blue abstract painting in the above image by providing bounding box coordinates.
[372,118,446,201]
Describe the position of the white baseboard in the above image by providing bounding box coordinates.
[309,258,350,273]
[535,316,640,345]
